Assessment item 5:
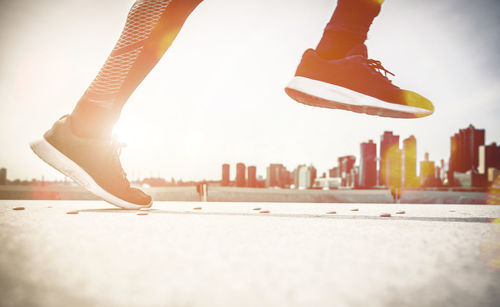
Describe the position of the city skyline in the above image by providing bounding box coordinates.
[217,124,498,189]
[3,123,497,188]
[1,0,499,182]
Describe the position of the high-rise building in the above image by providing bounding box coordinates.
[0,168,6,185]
[449,124,485,173]
[338,156,356,177]
[247,166,257,188]
[266,164,289,188]
[235,162,246,187]
[420,152,435,187]
[439,159,447,184]
[434,166,442,186]
[479,143,500,183]
[479,143,500,173]
[295,165,305,189]
[347,166,359,188]
[221,164,230,186]
[385,146,402,188]
[329,166,339,178]
[359,140,377,188]
[338,156,356,187]
[310,165,317,187]
[380,131,399,187]
[402,135,417,187]
[294,165,317,189]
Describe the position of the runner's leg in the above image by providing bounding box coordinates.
[71,0,203,139]
[31,0,203,209]
[316,0,383,60]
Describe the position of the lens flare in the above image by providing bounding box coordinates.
[487,174,500,205]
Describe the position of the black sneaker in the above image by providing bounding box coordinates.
[30,115,152,209]
[285,45,434,118]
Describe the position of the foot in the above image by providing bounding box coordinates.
[30,115,152,209]
[285,45,434,118]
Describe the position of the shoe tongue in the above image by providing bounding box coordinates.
[346,44,368,58]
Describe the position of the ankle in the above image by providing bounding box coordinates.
[70,102,117,139]
[316,30,365,60]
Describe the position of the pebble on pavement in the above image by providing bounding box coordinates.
[351,209,359,211]
[326,211,336,214]
[253,208,262,211]
[396,211,405,214]
[66,211,78,215]
[259,210,270,214]
[136,212,148,216]
[193,207,202,210]
[13,207,25,210]
[380,213,391,217]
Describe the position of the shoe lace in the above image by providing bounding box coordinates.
[365,58,395,82]
[109,137,130,186]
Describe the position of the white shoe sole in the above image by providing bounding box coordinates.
[30,138,152,210]
[285,76,432,118]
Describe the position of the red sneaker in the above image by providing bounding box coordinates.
[285,45,434,118]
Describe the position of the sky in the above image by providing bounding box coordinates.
[1,0,499,182]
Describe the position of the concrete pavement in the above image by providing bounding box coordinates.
[1,200,499,307]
